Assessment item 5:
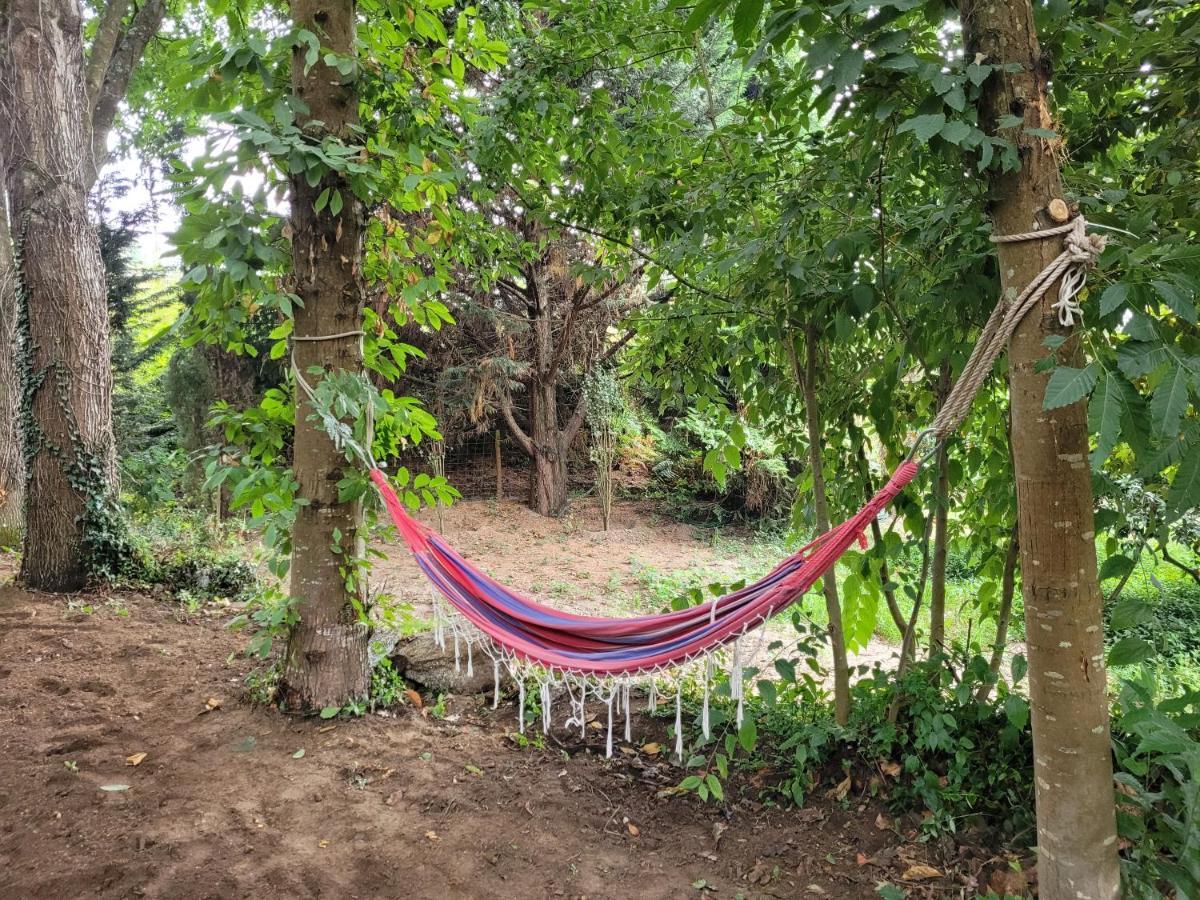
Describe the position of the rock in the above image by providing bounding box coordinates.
[389,632,498,695]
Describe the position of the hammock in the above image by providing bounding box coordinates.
[372,462,917,678]
[329,217,1101,753]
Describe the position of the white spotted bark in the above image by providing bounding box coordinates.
[962,1,1120,896]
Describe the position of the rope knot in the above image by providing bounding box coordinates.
[1052,216,1105,327]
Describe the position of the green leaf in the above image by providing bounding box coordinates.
[1098,283,1129,316]
[1043,365,1097,410]
[1088,372,1124,466]
[1098,553,1133,582]
[738,717,757,753]
[938,119,971,145]
[830,50,864,89]
[292,748,306,759]
[1117,341,1168,379]
[1003,694,1029,730]
[1010,653,1028,685]
[683,0,729,34]
[705,773,724,802]
[1107,636,1155,667]
[99,784,131,792]
[731,0,764,44]
[896,113,946,144]
[1109,596,1153,631]
[314,187,331,213]
[329,189,344,217]
[1166,444,1200,521]
[1153,279,1197,324]
[319,706,340,719]
[1150,363,1190,438]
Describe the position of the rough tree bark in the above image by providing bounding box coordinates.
[928,360,951,656]
[0,181,21,540]
[2,0,116,589]
[798,324,850,725]
[963,2,1120,895]
[279,0,371,711]
[0,0,163,589]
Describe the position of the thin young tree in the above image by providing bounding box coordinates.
[962,0,1120,894]
[0,0,164,589]
[279,0,371,709]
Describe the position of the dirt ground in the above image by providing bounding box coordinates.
[0,502,1009,899]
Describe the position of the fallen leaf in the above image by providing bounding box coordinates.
[404,688,423,708]
[641,742,661,755]
[318,725,337,734]
[626,822,639,836]
[99,784,130,792]
[385,790,404,806]
[874,812,892,831]
[827,774,852,801]
[747,859,773,885]
[318,840,330,848]
[902,864,943,881]
[231,736,257,753]
[465,764,484,777]
[425,830,439,841]
[125,753,147,767]
[879,759,901,778]
[204,697,222,712]
[856,852,869,866]
[292,749,305,759]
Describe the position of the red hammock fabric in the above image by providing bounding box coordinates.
[371,461,919,676]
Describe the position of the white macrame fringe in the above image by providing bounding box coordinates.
[425,604,762,761]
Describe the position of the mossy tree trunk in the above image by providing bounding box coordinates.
[963,1,1120,894]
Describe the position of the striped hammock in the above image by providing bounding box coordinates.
[372,461,917,677]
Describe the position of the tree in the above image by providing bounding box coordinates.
[276,0,372,710]
[0,0,164,589]
[482,229,637,516]
[0,179,19,541]
[962,0,1120,894]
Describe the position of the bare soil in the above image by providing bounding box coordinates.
[0,502,1008,898]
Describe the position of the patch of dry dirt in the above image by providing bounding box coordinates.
[0,583,982,899]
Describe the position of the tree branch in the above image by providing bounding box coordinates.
[86,0,166,190]
[85,0,130,114]
[497,389,534,458]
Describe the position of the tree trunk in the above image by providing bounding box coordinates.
[0,182,22,541]
[280,0,370,711]
[529,378,569,516]
[963,2,1120,894]
[2,0,118,591]
[978,525,1019,703]
[856,444,906,633]
[928,361,951,656]
[800,324,850,725]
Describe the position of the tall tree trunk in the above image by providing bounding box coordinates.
[2,0,117,590]
[928,360,951,656]
[0,182,22,541]
[799,324,850,725]
[963,2,1120,895]
[280,0,370,711]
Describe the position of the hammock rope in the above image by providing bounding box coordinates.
[294,214,1104,753]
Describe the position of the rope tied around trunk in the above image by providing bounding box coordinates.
[929,215,1105,441]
